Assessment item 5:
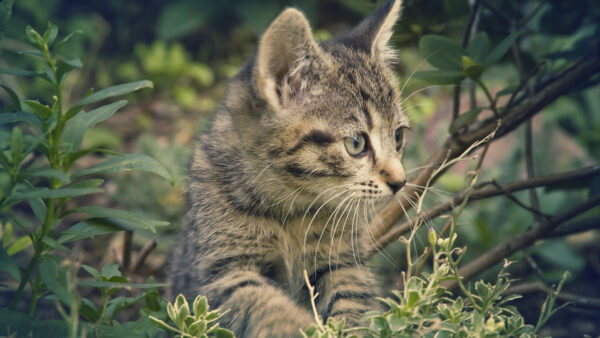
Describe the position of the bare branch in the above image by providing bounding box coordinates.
[547,216,600,238]
[133,240,157,273]
[122,231,132,270]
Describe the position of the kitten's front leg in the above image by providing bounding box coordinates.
[203,269,314,337]
[313,265,381,328]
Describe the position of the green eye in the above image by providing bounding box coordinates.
[344,134,367,156]
[394,128,404,150]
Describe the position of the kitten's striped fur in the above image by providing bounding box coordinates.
[169,1,408,336]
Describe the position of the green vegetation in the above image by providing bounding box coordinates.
[1,0,599,337]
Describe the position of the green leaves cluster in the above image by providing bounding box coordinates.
[0,19,173,338]
[149,294,234,338]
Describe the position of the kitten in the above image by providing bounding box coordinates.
[168,0,408,336]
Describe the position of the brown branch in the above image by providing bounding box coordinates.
[133,240,156,272]
[375,165,600,249]
[450,195,600,286]
[547,216,600,238]
[122,231,132,270]
[507,281,600,309]
[371,53,600,245]
[489,180,549,218]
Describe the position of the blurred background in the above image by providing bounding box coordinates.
[1,0,599,336]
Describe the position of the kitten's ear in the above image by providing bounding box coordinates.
[254,8,328,110]
[338,0,402,63]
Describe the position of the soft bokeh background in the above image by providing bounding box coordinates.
[1,0,599,336]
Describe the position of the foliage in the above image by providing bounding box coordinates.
[0,17,173,338]
[149,294,234,338]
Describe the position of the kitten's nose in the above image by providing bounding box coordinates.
[381,159,406,194]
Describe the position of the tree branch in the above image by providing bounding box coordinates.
[507,281,600,309]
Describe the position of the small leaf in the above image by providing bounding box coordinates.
[449,107,483,133]
[73,206,169,233]
[2,221,13,247]
[22,168,70,184]
[67,80,153,115]
[0,84,22,110]
[25,25,44,46]
[55,29,84,48]
[58,219,121,243]
[10,126,23,165]
[484,29,524,66]
[38,257,70,305]
[7,187,103,206]
[28,197,47,222]
[7,235,32,255]
[72,154,174,184]
[41,236,70,253]
[24,100,54,119]
[62,100,128,153]
[193,295,209,316]
[0,245,21,280]
[0,112,44,133]
[0,0,16,40]
[81,264,100,279]
[78,280,168,289]
[0,67,39,77]
[466,31,490,64]
[496,85,518,98]
[44,23,58,45]
[100,263,122,280]
[412,70,465,85]
[419,35,464,70]
[462,55,485,79]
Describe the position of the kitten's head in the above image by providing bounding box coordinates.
[235,0,408,210]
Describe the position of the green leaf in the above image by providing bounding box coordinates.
[65,178,104,189]
[466,31,490,64]
[2,221,13,247]
[38,257,70,305]
[0,112,44,133]
[22,168,70,184]
[24,100,53,119]
[81,264,100,279]
[73,206,169,233]
[0,309,68,338]
[67,80,153,115]
[43,23,58,45]
[25,25,44,46]
[28,197,47,222]
[0,245,20,281]
[56,58,83,84]
[419,35,464,70]
[55,29,84,48]
[72,153,174,184]
[449,107,483,133]
[62,100,128,153]
[16,49,44,57]
[41,236,70,253]
[0,84,21,110]
[7,235,32,255]
[412,70,465,85]
[0,0,16,40]
[484,29,524,66]
[0,67,39,77]
[10,126,23,165]
[78,280,168,288]
[496,85,518,98]
[100,263,122,280]
[6,187,103,206]
[57,219,121,243]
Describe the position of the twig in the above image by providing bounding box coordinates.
[449,194,600,286]
[507,281,600,309]
[132,240,156,272]
[122,231,132,270]
[374,165,600,250]
[490,180,549,218]
[479,0,510,24]
[303,269,323,328]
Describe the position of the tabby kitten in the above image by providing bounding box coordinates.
[169,0,408,336]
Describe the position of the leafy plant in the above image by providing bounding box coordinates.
[149,294,234,338]
[0,18,172,338]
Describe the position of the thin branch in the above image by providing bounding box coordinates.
[122,231,132,270]
[132,240,156,272]
[450,194,600,286]
[507,281,600,309]
[490,180,549,218]
[547,216,600,238]
[374,165,600,250]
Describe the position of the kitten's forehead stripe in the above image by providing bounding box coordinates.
[287,129,336,155]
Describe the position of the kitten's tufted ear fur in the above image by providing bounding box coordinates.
[254,8,329,110]
[337,0,402,63]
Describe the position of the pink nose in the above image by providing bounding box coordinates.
[381,159,406,194]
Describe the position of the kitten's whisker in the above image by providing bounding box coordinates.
[365,200,399,269]
[399,84,467,106]
[316,192,355,275]
[328,193,357,272]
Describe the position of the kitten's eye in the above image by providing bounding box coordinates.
[344,134,367,156]
[394,128,404,150]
